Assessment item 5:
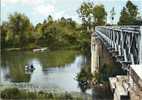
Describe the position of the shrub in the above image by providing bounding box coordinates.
[0,88,21,99]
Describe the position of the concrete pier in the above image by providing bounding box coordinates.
[109,65,142,100]
[109,76,129,100]
[91,34,100,74]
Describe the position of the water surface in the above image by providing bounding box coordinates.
[0,50,87,92]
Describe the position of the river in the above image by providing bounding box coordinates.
[0,50,113,100]
[0,50,91,92]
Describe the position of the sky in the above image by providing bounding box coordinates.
[1,0,142,25]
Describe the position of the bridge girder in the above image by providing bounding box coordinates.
[94,26,142,70]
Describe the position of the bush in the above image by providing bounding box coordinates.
[0,88,83,100]
[64,92,73,100]
[47,92,54,99]
[1,88,21,99]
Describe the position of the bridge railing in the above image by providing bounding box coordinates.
[94,26,142,70]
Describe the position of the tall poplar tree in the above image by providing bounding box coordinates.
[118,0,139,25]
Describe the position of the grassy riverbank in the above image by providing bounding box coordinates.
[0,88,92,100]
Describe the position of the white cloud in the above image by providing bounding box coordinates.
[2,0,56,17]
[21,0,43,6]
[1,0,19,4]
[54,11,65,19]
[53,10,75,19]
[1,0,43,6]
[50,0,56,5]
[34,4,55,16]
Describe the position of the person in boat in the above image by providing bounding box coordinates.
[30,64,34,69]
[25,64,35,70]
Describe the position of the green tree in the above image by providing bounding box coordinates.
[34,23,43,39]
[60,17,67,26]
[93,5,107,25]
[66,18,76,28]
[77,2,93,31]
[77,2,107,52]
[118,0,139,25]
[118,7,130,25]
[1,11,93,51]
[1,22,8,48]
[76,61,92,93]
[126,0,138,17]
[8,12,33,48]
[77,2,107,31]
[47,15,53,24]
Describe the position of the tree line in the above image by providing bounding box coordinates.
[78,0,142,29]
[1,13,90,50]
[1,0,141,50]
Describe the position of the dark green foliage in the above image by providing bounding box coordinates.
[8,12,33,48]
[118,0,141,25]
[0,88,83,100]
[37,16,82,50]
[0,88,32,99]
[45,50,77,67]
[76,2,107,53]
[0,22,8,48]
[94,63,127,84]
[61,92,73,100]
[1,2,108,52]
[1,1,141,51]
[1,13,89,51]
[47,92,54,99]
[77,2,107,31]
[93,5,107,26]
[76,60,92,93]
[1,13,34,49]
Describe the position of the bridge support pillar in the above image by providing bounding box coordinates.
[91,34,113,75]
[91,35,100,74]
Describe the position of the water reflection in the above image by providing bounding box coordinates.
[0,67,10,82]
[0,50,89,92]
[29,56,85,92]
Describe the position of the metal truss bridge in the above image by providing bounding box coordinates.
[93,26,142,71]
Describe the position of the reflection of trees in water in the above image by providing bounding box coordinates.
[1,51,32,82]
[76,57,114,99]
[39,50,78,68]
[1,50,78,82]
[92,86,113,100]
[10,64,31,82]
[76,56,92,93]
[1,51,8,68]
[94,63,126,84]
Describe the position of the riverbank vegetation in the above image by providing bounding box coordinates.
[0,13,90,51]
[118,0,142,25]
[0,88,84,100]
[1,1,141,52]
[0,1,107,52]
[76,57,92,93]
[93,63,126,84]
